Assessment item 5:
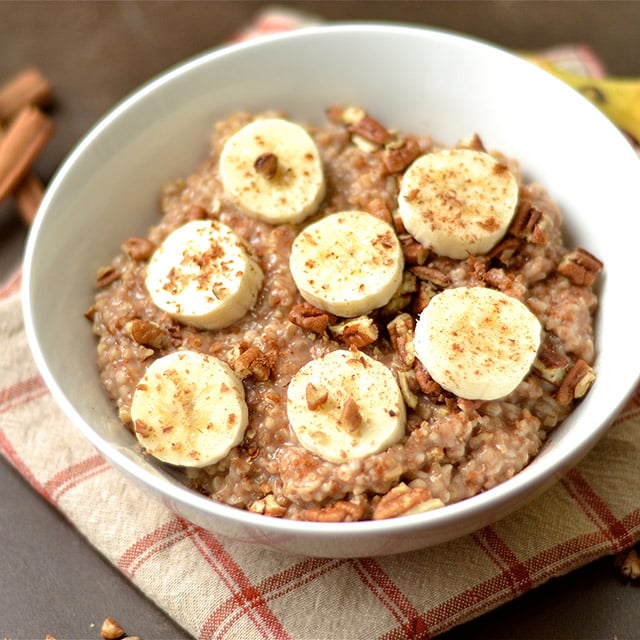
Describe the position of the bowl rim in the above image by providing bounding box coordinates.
[22,21,640,544]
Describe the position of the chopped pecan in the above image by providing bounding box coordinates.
[233,345,272,381]
[133,419,151,437]
[95,265,121,288]
[289,302,337,336]
[84,304,96,322]
[185,204,209,221]
[305,382,329,410]
[457,132,486,152]
[338,395,363,434]
[382,136,420,174]
[399,233,429,265]
[373,483,443,520]
[387,312,415,368]
[556,358,596,405]
[303,499,367,523]
[124,318,171,350]
[411,281,438,314]
[249,494,287,517]
[121,236,156,261]
[365,197,394,226]
[532,346,569,385]
[456,398,483,413]
[329,315,379,348]
[410,265,451,288]
[509,198,544,242]
[482,267,512,292]
[487,236,520,265]
[557,248,603,287]
[101,617,125,640]
[347,114,393,145]
[397,369,419,409]
[326,104,345,124]
[254,152,278,179]
[340,105,366,125]
[414,361,451,403]
[619,549,640,581]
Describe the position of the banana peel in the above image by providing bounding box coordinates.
[525,56,640,144]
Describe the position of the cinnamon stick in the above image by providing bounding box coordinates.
[0,67,53,122]
[0,105,54,203]
[0,124,46,225]
[13,172,45,225]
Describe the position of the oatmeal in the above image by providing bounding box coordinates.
[89,107,602,522]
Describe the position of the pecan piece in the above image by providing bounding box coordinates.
[557,248,603,287]
[399,233,429,265]
[457,132,486,152]
[100,617,125,640]
[254,152,278,179]
[532,346,569,385]
[411,281,438,314]
[387,312,416,368]
[414,360,451,403]
[124,318,171,350]
[482,267,513,292]
[185,204,209,221]
[249,494,287,517]
[347,114,393,145]
[509,198,544,242]
[329,315,379,348]
[101,617,125,640]
[365,197,394,226]
[233,345,272,381]
[487,236,520,266]
[289,302,337,336]
[95,265,121,288]
[397,369,419,409]
[620,549,640,581]
[305,382,328,410]
[373,483,444,520]
[410,265,451,288]
[303,499,367,523]
[121,236,156,261]
[556,358,596,405]
[338,395,363,434]
[382,136,420,174]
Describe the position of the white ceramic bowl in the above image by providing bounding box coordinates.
[23,24,640,557]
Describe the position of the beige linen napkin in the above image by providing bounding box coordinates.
[2,276,639,639]
[2,11,640,640]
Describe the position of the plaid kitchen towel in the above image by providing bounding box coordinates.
[2,9,640,640]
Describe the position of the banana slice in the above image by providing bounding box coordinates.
[398,148,519,259]
[286,349,406,464]
[145,219,263,330]
[130,350,248,467]
[289,210,404,317]
[414,286,542,401]
[219,117,326,224]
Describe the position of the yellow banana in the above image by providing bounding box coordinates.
[525,56,640,143]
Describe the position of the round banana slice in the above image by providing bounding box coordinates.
[219,117,326,224]
[145,219,263,330]
[398,148,519,259]
[286,349,406,464]
[130,350,248,467]
[414,286,542,401]
[289,210,404,317]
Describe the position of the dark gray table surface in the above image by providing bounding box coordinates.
[1,2,639,639]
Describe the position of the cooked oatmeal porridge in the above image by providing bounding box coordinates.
[88,106,602,522]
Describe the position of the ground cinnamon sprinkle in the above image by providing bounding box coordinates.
[0,66,54,224]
